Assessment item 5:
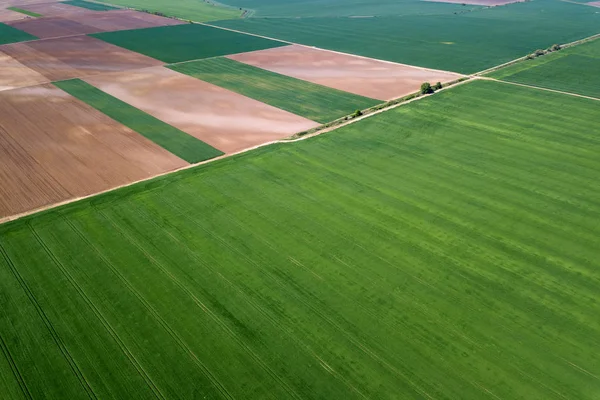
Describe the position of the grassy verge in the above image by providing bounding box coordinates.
[54,79,223,163]
[169,57,380,123]
[6,7,42,17]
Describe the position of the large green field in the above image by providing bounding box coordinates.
[218,0,475,17]
[55,79,223,163]
[0,23,37,45]
[96,0,241,22]
[213,0,600,74]
[91,23,287,64]
[169,57,380,123]
[1,80,599,399]
[487,38,600,99]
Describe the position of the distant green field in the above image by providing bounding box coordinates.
[91,24,287,63]
[169,57,380,123]
[54,79,223,163]
[487,38,600,99]
[214,0,600,74]
[219,0,475,17]
[96,0,241,21]
[0,22,37,45]
[62,0,120,11]
[6,6,42,17]
[1,80,599,399]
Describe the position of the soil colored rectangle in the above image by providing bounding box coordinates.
[229,44,464,101]
[62,0,120,11]
[83,66,320,153]
[170,57,380,123]
[70,9,184,31]
[0,21,37,44]
[91,23,287,63]
[55,78,224,163]
[6,16,101,38]
[0,49,48,91]
[13,1,93,17]
[0,83,186,219]
[0,8,28,22]
[0,35,163,81]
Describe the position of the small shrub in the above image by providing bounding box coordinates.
[352,109,363,118]
[420,82,433,94]
[433,82,442,91]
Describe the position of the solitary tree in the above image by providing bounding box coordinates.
[420,82,434,94]
[433,82,443,91]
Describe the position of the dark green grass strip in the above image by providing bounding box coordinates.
[0,23,37,45]
[61,0,120,10]
[6,7,42,17]
[90,23,287,64]
[170,57,380,123]
[1,80,600,399]
[54,79,223,163]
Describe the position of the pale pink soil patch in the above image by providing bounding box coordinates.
[422,0,522,5]
[0,83,186,219]
[6,16,101,38]
[0,0,60,8]
[229,45,464,101]
[0,8,27,22]
[586,1,600,7]
[84,67,320,153]
[14,1,92,16]
[70,9,184,31]
[0,35,163,81]
[0,49,48,91]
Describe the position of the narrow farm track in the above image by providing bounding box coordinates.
[478,76,600,101]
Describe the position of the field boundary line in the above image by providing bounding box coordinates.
[68,215,236,400]
[101,208,304,400]
[0,332,33,400]
[0,241,98,400]
[0,78,472,227]
[475,32,600,76]
[29,223,167,400]
[479,76,600,102]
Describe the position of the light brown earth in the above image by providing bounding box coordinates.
[229,44,464,101]
[0,49,48,90]
[5,9,183,39]
[0,8,27,22]
[84,66,320,153]
[13,1,91,17]
[0,83,186,219]
[0,0,60,8]
[422,0,522,5]
[587,1,600,7]
[0,35,162,81]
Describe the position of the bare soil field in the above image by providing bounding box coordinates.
[0,8,27,22]
[5,9,183,39]
[0,35,162,81]
[84,66,320,153]
[0,83,186,219]
[6,16,100,38]
[0,49,48,90]
[14,1,91,16]
[229,44,464,100]
[587,1,600,7]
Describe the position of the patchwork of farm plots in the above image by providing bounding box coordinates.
[213,0,600,74]
[1,81,600,399]
[488,37,600,99]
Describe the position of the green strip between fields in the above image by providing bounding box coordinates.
[61,0,120,11]
[6,7,42,17]
[54,79,223,164]
[0,22,37,44]
[169,57,381,124]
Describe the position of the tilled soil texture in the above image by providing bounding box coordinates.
[0,8,27,22]
[0,83,186,219]
[0,49,48,90]
[13,1,92,17]
[229,44,464,101]
[5,9,184,39]
[0,35,163,81]
[84,66,320,153]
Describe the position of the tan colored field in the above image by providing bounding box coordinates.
[229,44,464,101]
[0,8,27,22]
[84,67,320,153]
[0,83,186,219]
[0,35,162,81]
[14,1,95,16]
[0,49,48,91]
[5,9,183,39]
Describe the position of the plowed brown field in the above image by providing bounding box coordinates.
[0,35,162,81]
[14,1,91,17]
[0,8,27,22]
[0,83,186,219]
[229,44,464,101]
[0,49,48,90]
[84,66,320,153]
[6,16,101,38]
